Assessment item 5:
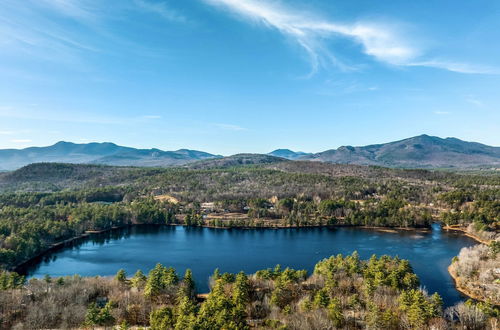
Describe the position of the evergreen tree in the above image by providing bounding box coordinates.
[145,263,166,298]
[327,298,344,328]
[175,295,198,330]
[179,269,196,299]
[232,272,250,307]
[115,269,127,283]
[313,288,330,308]
[150,307,175,330]
[131,269,147,289]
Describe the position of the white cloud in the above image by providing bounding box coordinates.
[434,111,451,115]
[11,139,32,143]
[0,130,14,135]
[202,0,496,75]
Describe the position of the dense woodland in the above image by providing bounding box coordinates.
[0,161,500,269]
[0,161,499,329]
[0,162,498,270]
[1,253,499,329]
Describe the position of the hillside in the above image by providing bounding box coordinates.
[0,163,161,192]
[302,135,500,169]
[268,149,311,160]
[0,141,220,170]
[184,153,286,169]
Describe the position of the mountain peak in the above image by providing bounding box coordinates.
[301,135,500,168]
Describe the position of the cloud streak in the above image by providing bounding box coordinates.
[133,0,187,23]
[202,0,496,75]
[0,0,186,68]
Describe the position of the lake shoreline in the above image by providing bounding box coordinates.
[448,264,500,306]
[12,222,442,273]
[442,225,493,245]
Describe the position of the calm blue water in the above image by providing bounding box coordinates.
[20,224,475,306]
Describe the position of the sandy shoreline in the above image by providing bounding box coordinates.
[442,225,493,245]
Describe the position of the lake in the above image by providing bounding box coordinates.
[19,223,476,307]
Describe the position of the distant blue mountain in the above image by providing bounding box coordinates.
[0,141,220,170]
[1,135,498,171]
[268,149,312,160]
[301,135,500,168]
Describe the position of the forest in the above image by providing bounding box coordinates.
[1,253,498,329]
[0,161,498,329]
[0,162,498,271]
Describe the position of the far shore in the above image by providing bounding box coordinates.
[13,220,489,306]
[14,221,458,273]
[442,225,494,245]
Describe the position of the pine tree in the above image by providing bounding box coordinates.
[145,263,166,297]
[84,302,101,327]
[197,280,241,329]
[150,307,175,330]
[232,272,250,307]
[175,295,198,330]
[179,269,196,299]
[313,288,330,308]
[327,298,344,328]
[163,267,179,286]
[115,269,127,283]
[131,269,147,289]
[428,292,443,317]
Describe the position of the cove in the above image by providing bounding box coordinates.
[18,223,476,307]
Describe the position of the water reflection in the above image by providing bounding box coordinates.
[19,225,476,307]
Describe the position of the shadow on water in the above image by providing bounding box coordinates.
[18,224,476,307]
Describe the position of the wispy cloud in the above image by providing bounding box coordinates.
[408,61,499,75]
[202,0,496,75]
[10,139,32,143]
[133,0,187,23]
[214,123,247,131]
[434,111,451,115]
[37,0,98,22]
[143,115,162,119]
[465,96,484,107]
[0,0,186,68]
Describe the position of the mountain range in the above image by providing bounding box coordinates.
[0,135,499,171]
[0,141,220,171]
[300,135,500,169]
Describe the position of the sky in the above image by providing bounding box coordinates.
[0,0,499,155]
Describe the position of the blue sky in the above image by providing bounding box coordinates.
[0,0,499,154]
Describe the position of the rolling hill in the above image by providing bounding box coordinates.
[185,153,286,169]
